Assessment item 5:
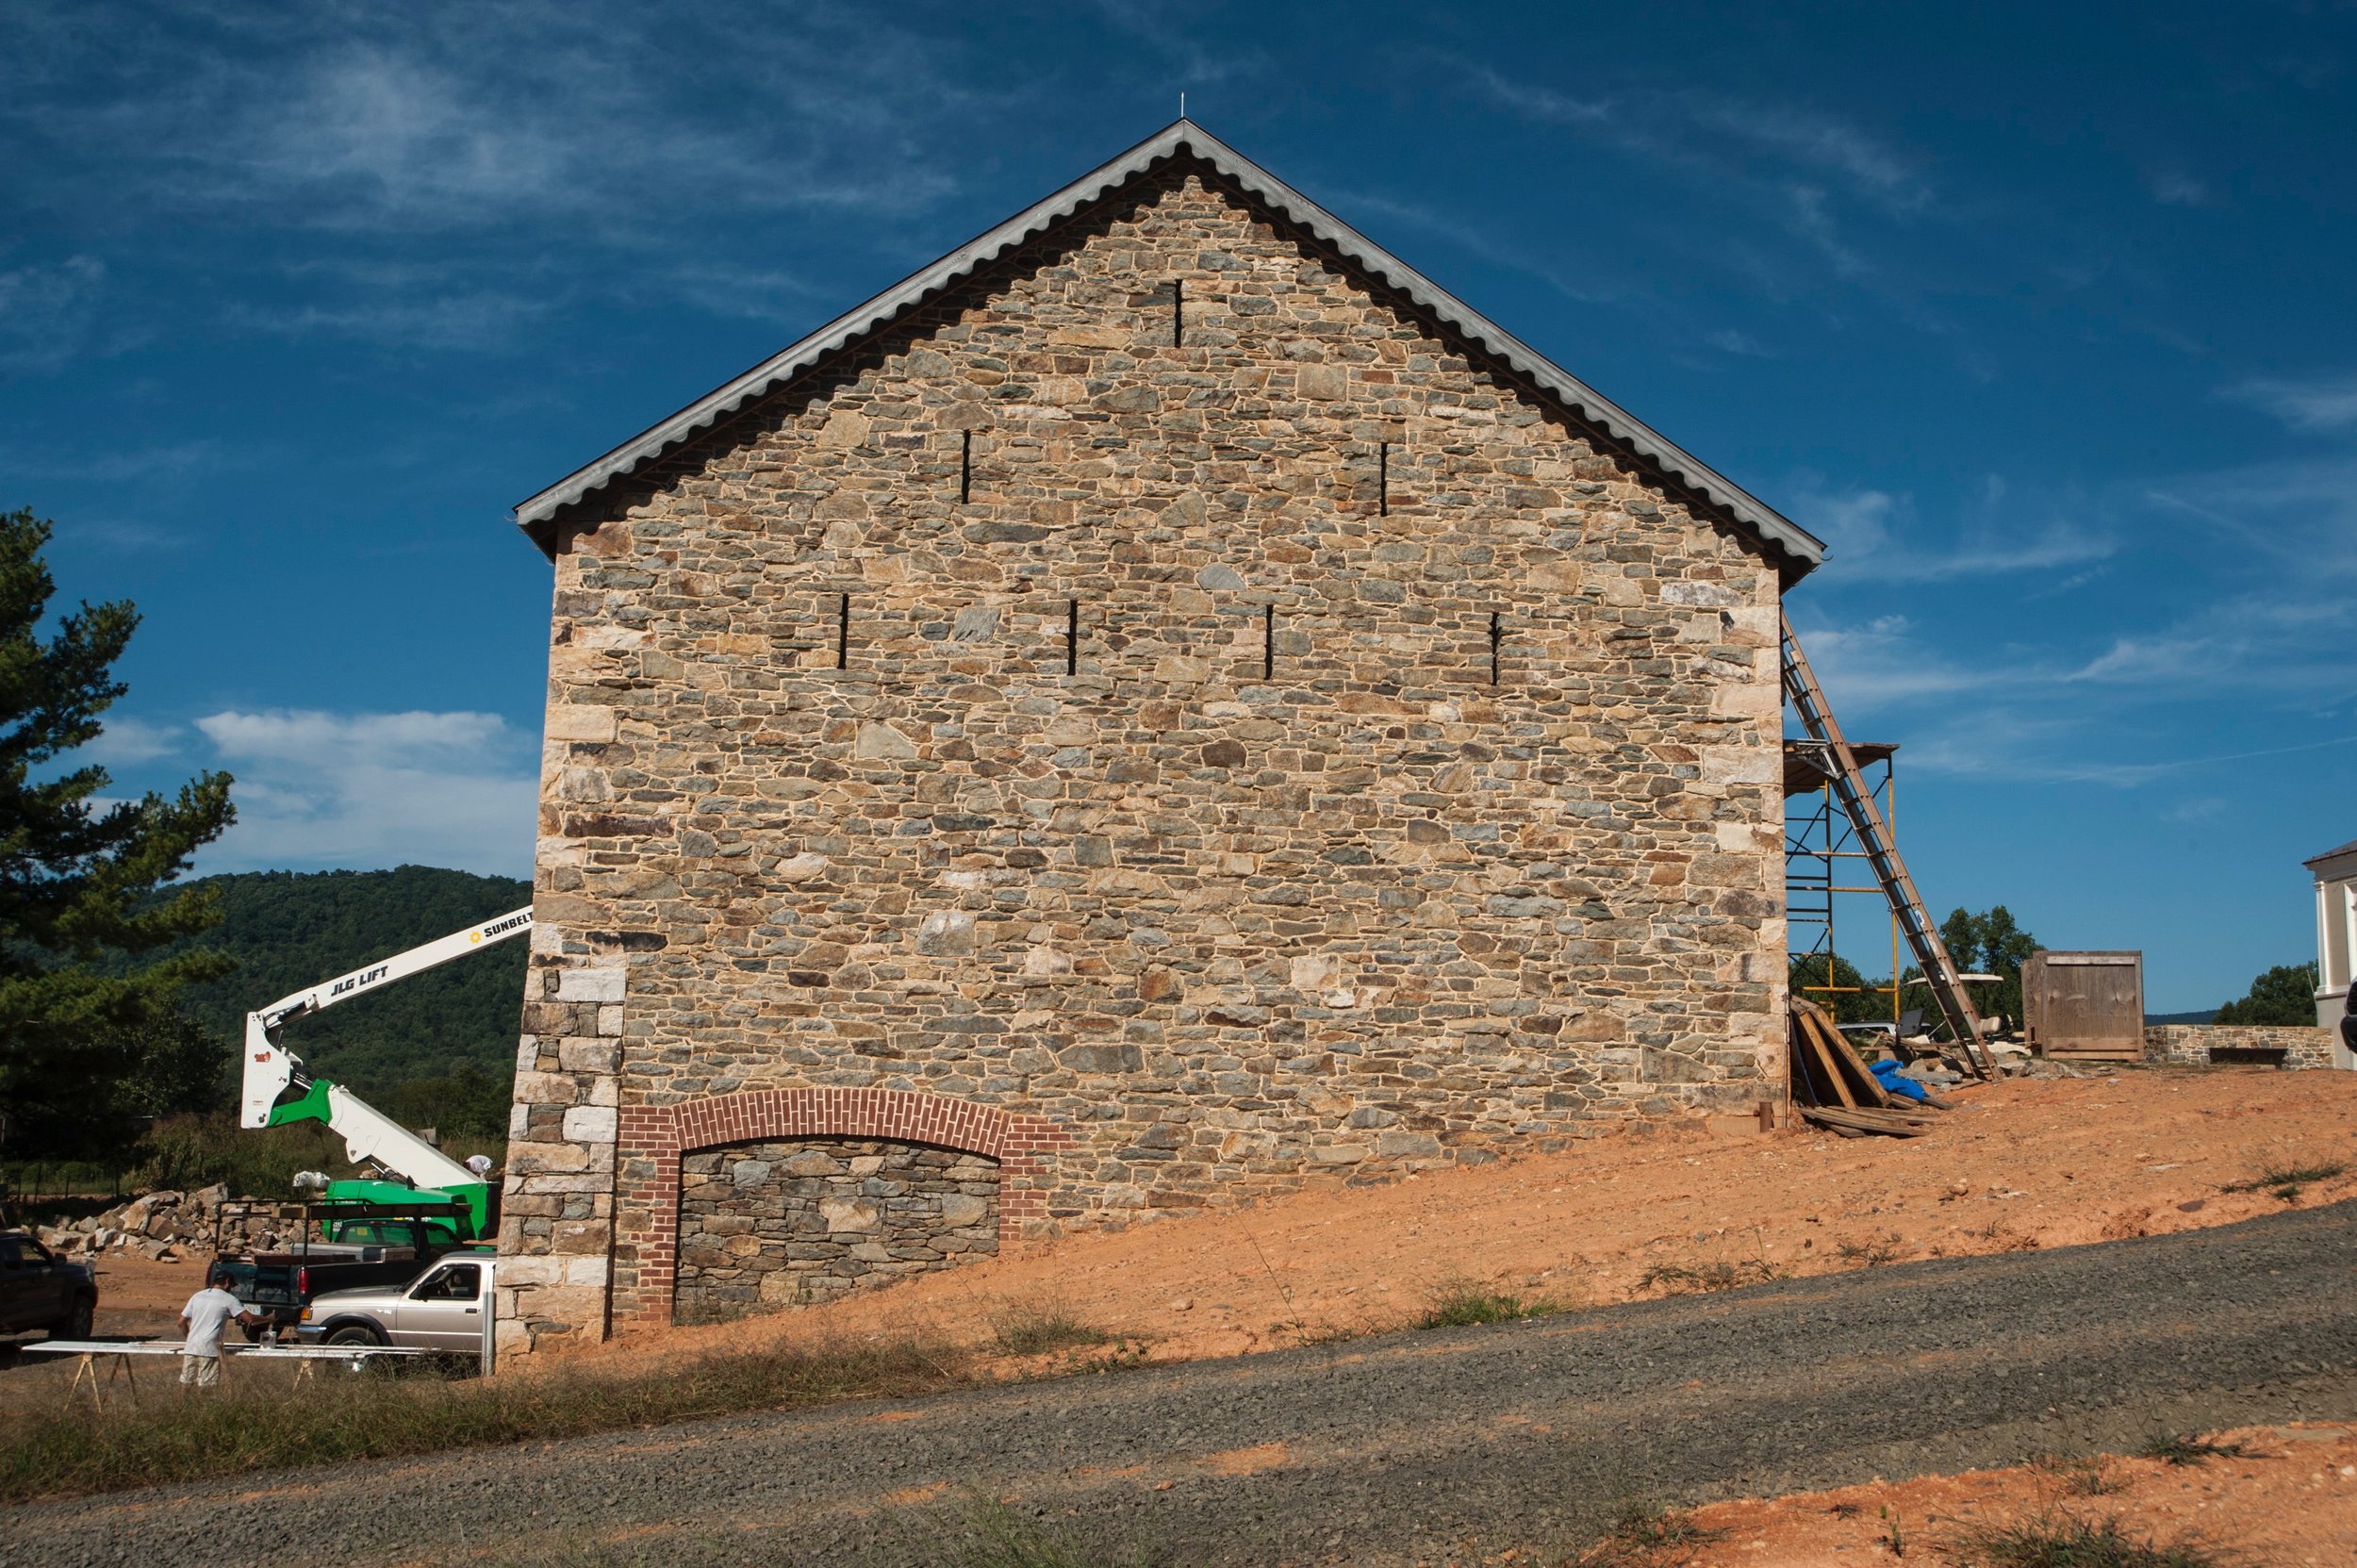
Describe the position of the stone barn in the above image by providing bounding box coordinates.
[494,121,1825,1350]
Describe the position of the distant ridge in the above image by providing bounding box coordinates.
[2145,1009,2219,1026]
[160,866,532,1095]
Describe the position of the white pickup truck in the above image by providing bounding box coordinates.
[293,1250,499,1357]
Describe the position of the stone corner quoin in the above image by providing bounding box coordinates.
[493,160,1795,1353]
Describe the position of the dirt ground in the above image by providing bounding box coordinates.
[1665,1420,2357,1568]
[552,1065,2357,1372]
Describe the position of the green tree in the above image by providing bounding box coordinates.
[1911,905,2040,1033]
[381,1065,514,1142]
[0,507,236,1156]
[2214,961,2319,1026]
[1788,951,1893,1026]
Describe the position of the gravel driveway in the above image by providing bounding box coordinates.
[9,1200,2356,1567]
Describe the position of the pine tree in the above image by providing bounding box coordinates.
[0,507,236,1155]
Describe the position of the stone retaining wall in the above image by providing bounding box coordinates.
[2143,1024,2338,1070]
[672,1137,998,1323]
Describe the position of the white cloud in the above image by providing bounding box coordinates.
[2223,372,2357,433]
[191,709,535,877]
[1797,480,2116,584]
[85,717,185,767]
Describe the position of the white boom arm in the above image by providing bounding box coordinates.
[239,907,536,1164]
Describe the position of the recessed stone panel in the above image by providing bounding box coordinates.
[671,1138,1000,1325]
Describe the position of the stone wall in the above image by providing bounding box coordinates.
[496,959,625,1353]
[2143,1024,2338,1071]
[673,1137,998,1323]
[505,168,1791,1343]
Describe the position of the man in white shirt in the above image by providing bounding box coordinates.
[177,1267,261,1389]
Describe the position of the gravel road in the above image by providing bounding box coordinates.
[9,1200,2356,1568]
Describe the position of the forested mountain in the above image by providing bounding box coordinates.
[166,866,532,1098]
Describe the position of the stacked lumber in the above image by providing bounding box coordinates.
[1788,999,1946,1138]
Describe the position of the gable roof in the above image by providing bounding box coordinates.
[514,119,1825,577]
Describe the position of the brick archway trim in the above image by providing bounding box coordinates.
[610,1088,1073,1329]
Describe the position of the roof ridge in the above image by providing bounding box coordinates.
[514,119,1824,577]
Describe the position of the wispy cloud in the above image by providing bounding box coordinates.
[85,717,185,767]
[0,3,985,348]
[1798,479,2116,584]
[2222,371,2357,433]
[1705,327,1775,357]
[1473,69,1938,289]
[0,256,107,371]
[2144,169,2214,207]
[1092,0,1270,85]
[192,708,536,876]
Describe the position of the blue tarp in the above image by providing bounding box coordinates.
[1868,1058,1930,1103]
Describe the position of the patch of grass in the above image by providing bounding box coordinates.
[1637,1258,1786,1296]
[2134,1431,2250,1467]
[2029,1452,2121,1495]
[0,1335,966,1506]
[1573,1497,1722,1567]
[1947,1512,2226,1567]
[1836,1231,1910,1267]
[2220,1158,2346,1203]
[992,1302,1114,1358]
[1416,1278,1558,1329]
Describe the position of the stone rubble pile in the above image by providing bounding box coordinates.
[33,1183,286,1263]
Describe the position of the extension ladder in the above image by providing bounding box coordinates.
[1779,612,1993,1077]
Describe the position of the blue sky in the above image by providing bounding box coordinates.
[7,2,2353,1011]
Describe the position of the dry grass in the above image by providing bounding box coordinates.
[2219,1157,2347,1203]
[1637,1258,1787,1296]
[2030,1452,2123,1496]
[1571,1497,1722,1567]
[2134,1431,2250,1467]
[1946,1511,2228,1567]
[1836,1231,1910,1267]
[1416,1277,1559,1329]
[992,1300,1115,1358]
[0,1335,966,1505]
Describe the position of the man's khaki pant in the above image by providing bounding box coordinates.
[179,1353,220,1387]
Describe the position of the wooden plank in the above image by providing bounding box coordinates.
[1788,1012,1838,1108]
[1801,1007,1887,1109]
[1798,1105,1930,1138]
[1799,1016,1857,1108]
[1823,1019,1893,1109]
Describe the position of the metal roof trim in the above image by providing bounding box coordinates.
[514,120,1824,572]
[2305,836,2357,869]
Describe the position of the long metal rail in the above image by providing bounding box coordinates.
[1779,612,1992,1076]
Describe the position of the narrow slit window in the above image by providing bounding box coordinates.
[1378,440,1390,517]
[1489,611,1502,686]
[1262,603,1275,681]
[1172,277,1183,348]
[1065,598,1079,676]
[960,430,972,504]
[836,592,850,670]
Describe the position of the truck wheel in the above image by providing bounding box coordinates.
[50,1296,94,1343]
[325,1324,385,1347]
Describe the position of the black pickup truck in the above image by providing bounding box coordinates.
[0,1230,97,1341]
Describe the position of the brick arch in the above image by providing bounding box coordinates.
[610,1088,1073,1328]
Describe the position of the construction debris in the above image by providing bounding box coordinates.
[31,1184,279,1263]
[1788,998,1954,1138]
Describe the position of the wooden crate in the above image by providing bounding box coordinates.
[2022,950,2145,1060]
